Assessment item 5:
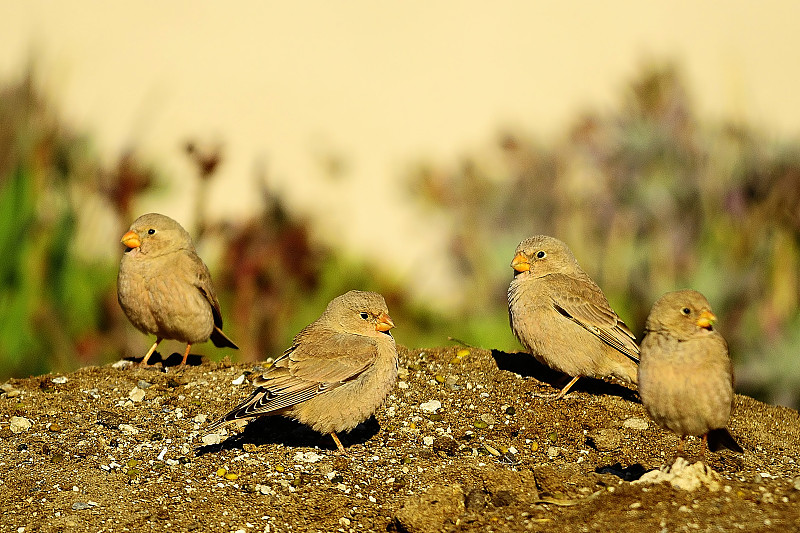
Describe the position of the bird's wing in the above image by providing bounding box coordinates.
[269,327,380,384]
[547,273,640,362]
[185,252,225,329]
[208,328,378,427]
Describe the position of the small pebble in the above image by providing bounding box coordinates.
[793,476,800,491]
[547,446,560,458]
[136,380,153,389]
[479,414,496,425]
[9,416,33,434]
[293,451,322,463]
[231,374,246,386]
[587,429,621,451]
[420,400,442,413]
[51,376,68,384]
[623,417,649,430]
[202,434,222,446]
[96,410,123,429]
[432,436,458,455]
[422,436,435,446]
[111,360,134,370]
[473,420,489,429]
[128,387,145,403]
[119,424,139,435]
[216,468,228,477]
[483,444,501,457]
[397,381,409,389]
[71,502,97,510]
[456,349,470,357]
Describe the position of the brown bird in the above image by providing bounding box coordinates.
[639,289,743,456]
[117,213,238,366]
[507,235,640,399]
[208,290,398,452]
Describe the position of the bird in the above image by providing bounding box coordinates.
[507,235,640,399]
[638,289,743,456]
[117,213,238,366]
[208,290,398,452]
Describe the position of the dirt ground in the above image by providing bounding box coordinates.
[2,345,800,533]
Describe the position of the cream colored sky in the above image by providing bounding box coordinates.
[2,1,799,306]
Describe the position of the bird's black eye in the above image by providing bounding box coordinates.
[359,312,369,320]
[147,229,156,235]
[536,250,546,259]
[681,307,691,315]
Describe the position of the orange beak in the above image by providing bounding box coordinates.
[121,230,141,249]
[511,252,530,272]
[375,313,395,332]
[696,310,717,330]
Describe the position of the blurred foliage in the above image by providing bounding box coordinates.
[1,63,799,408]
[407,63,800,408]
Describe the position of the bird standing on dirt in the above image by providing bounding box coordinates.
[638,289,743,456]
[507,235,640,398]
[208,290,398,452]
[117,213,238,366]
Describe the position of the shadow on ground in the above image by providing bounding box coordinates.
[490,349,640,403]
[195,416,381,456]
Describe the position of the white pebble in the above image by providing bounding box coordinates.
[422,436,435,446]
[9,416,32,434]
[231,374,246,386]
[201,434,221,446]
[623,417,649,430]
[51,376,68,384]
[128,387,145,402]
[119,424,139,435]
[420,399,442,413]
[397,381,409,389]
[293,451,322,463]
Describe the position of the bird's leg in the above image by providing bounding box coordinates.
[330,431,347,453]
[700,433,708,461]
[553,376,581,400]
[677,435,686,455]
[141,338,163,366]
[180,343,192,366]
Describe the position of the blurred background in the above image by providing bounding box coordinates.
[2,2,800,408]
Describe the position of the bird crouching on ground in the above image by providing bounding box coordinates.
[208,290,398,452]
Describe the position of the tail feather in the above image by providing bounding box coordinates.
[210,327,238,349]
